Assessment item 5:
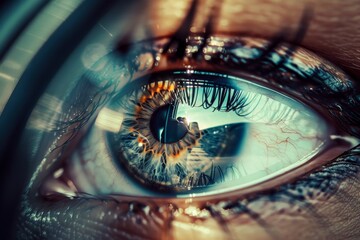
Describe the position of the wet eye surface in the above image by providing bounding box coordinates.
[39,36,358,200]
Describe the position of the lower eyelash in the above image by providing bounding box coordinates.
[118,78,252,115]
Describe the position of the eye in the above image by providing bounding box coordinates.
[6,1,360,239]
[40,36,358,199]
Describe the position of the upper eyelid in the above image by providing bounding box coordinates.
[118,30,360,81]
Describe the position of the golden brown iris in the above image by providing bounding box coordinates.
[129,80,201,162]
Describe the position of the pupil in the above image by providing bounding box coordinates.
[149,103,188,143]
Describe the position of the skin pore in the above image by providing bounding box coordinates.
[17,0,360,239]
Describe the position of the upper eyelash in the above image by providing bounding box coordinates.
[109,34,360,139]
[117,71,298,125]
[119,77,253,114]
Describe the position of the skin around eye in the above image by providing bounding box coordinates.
[15,1,360,240]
